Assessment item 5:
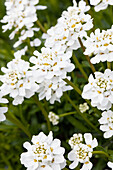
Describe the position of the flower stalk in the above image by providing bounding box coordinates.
[78,37,96,73]
[36,20,47,33]
[65,93,102,135]
[64,78,82,95]
[6,113,31,139]
[72,54,88,80]
[93,151,109,158]
[33,96,51,131]
[107,62,111,69]
[59,111,76,117]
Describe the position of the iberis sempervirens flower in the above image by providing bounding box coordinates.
[30,47,74,104]
[99,110,113,138]
[69,133,83,149]
[44,0,93,52]
[0,92,8,122]
[0,57,39,105]
[82,69,113,111]
[68,133,98,170]
[79,103,89,113]
[89,0,113,12]
[1,0,47,48]
[84,27,113,64]
[20,131,66,170]
[108,161,113,169]
[48,112,59,125]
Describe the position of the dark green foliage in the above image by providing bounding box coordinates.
[0,0,113,169]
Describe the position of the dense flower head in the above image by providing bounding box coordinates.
[68,133,98,170]
[37,76,72,104]
[0,92,8,122]
[44,0,93,52]
[48,112,59,125]
[1,0,46,48]
[30,47,74,104]
[0,57,39,105]
[89,0,113,12]
[82,69,113,110]
[84,27,113,64]
[79,103,89,113]
[30,47,74,80]
[20,131,66,170]
[99,110,113,138]
[69,133,83,149]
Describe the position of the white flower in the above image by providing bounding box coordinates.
[13,28,41,48]
[68,143,93,170]
[1,0,46,48]
[30,47,74,104]
[89,0,113,12]
[48,112,59,125]
[79,103,89,113]
[30,47,74,81]
[84,133,98,151]
[0,57,39,105]
[30,38,41,47]
[108,162,113,169]
[0,92,8,122]
[98,110,113,138]
[82,69,113,111]
[14,46,28,59]
[84,27,113,64]
[0,107,8,122]
[69,133,83,149]
[68,133,98,170]
[20,131,66,170]
[44,22,80,52]
[44,0,93,52]
[37,76,73,104]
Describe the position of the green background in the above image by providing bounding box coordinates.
[0,0,113,169]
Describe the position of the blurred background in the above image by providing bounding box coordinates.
[0,0,113,169]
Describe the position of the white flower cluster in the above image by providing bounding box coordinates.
[1,0,47,48]
[30,47,74,104]
[79,103,89,113]
[89,0,113,12]
[20,131,66,170]
[44,0,93,52]
[82,69,113,111]
[108,162,113,169]
[99,110,113,138]
[0,57,39,105]
[48,112,59,125]
[0,92,8,122]
[69,133,83,149]
[84,27,113,64]
[68,133,98,170]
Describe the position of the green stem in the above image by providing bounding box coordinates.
[33,96,51,131]
[64,78,82,95]
[59,111,76,117]
[78,37,96,73]
[64,78,101,115]
[93,151,109,158]
[107,62,111,69]
[43,99,49,113]
[84,0,89,5]
[65,93,102,135]
[36,20,47,33]
[26,38,35,55]
[6,113,31,139]
[72,55,88,80]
